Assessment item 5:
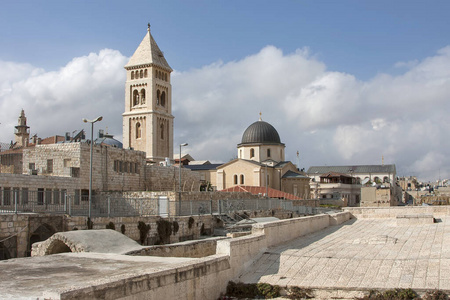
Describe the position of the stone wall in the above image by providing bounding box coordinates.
[344,206,450,218]
[361,186,393,207]
[217,211,352,280]
[145,165,202,191]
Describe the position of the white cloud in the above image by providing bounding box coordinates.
[0,49,127,143]
[1,45,450,181]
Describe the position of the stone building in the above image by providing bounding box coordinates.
[307,164,402,206]
[309,172,361,206]
[186,116,310,199]
[122,24,174,164]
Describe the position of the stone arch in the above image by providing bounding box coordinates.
[144,69,148,78]
[45,239,72,255]
[29,223,56,256]
[131,71,135,80]
[133,90,139,106]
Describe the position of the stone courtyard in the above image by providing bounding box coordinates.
[1,208,450,299]
[238,216,450,297]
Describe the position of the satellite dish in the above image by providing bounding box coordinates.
[362,178,370,185]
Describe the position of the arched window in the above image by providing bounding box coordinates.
[140,70,143,78]
[131,71,135,80]
[250,148,255,158]
[240,174,245,185]
[155,70,158,78]
[160,123,164,139]
[133,90,139,106]
[165,73,168,81]
[234,175,238,185]
[161,91,166,107]
[159,71,162,79]
[156,90,160,105]
[140,89,146,104]
[383,176,390,183]
[239,149,242,158]
[267,148,271,158]
[144,69,148,78]
[136,122,141,139]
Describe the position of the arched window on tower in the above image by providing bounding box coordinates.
[144,69,148,78]
[131,71,135,80]
[160,123,164,140]
[250,148,255,158]
[156,90,160,105]
[240,174,245,185]
[165,73,168,81]
[267,148,271,158]
[133,90,139,106]
[140,89,146,104]
[161,91,166,107]
[136,122,141,139]
[140,70,143,78]
[234,175,238,185]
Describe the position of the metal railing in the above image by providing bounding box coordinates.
[1,190,319,217]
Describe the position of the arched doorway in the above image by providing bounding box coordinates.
[0,241,11,260]
[28,224,55,256]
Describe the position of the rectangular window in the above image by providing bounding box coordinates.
[47,159,53,173]
[113,160,117,172]
[119,161,123,173]
[81,189,89,202]
[29,163,35,170]
[53,189,60,205]
[61,189,67,204]
[74,189,80,205]
[22,188,29,205]
[45,189,52,204]
[124,162,128,173]
[71,167,80,178]
[3,188,11,206]
[130,162,134,173]
[37,188,44,205]
[135,163,139,174]
[63,158,71,168]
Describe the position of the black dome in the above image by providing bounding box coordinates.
[240,120,281,144]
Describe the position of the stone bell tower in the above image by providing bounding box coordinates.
[122,24,174,163]
[15,109,30,147]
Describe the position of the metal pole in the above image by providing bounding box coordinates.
[178,144,181,216]
[89,122,93,220]
[14,190,18,214]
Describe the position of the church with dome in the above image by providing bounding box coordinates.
[189,115,311,199]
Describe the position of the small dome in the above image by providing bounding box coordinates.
[240,120,281,145]
[95,136,123,148]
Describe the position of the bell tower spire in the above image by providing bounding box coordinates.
[122,25,174,163]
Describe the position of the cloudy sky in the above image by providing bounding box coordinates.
[1,1,450,182]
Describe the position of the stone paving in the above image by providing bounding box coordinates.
[238,217,450,292]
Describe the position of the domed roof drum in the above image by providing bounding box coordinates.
[240,120,282,145]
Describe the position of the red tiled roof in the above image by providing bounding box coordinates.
[220,185,301,200]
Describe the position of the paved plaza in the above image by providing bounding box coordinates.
[238,217,450,292]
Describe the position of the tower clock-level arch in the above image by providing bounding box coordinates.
[122,25,174,163]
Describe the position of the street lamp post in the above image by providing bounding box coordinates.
[178,143,188,216]
[82,116,103,221]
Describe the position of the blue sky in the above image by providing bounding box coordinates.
[2,1,449,78]
[1,0,450,181]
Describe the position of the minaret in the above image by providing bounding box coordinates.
[15,109,30,147]
[122,24,174,163]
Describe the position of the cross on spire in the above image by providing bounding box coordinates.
[259,112,262,121]
[147,23,151,31]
